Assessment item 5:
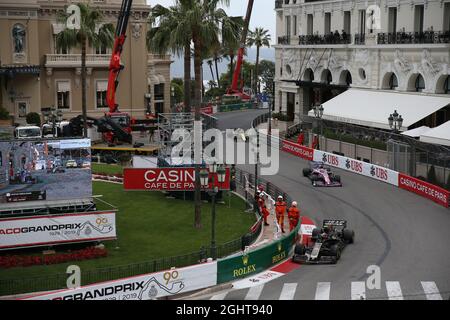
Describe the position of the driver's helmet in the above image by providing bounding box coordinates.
[323,225,330,233]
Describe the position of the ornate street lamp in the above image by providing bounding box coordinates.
[388,109,403,133]
[199,163,226,260]
[313,104,324,149]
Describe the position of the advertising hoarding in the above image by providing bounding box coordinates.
[398,173,449,208]
[0,138,92,204]
[123,167,231,191]
[281,140,314,161]
[22,261,217,300]
[0,211,116,250]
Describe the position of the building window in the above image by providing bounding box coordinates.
[389,74,398,90]
[17,102,27,118]
[285,16,291,37]
[414,5,424,33]
[293,15,297,36]
[96,80,108,108]
[444,3,450,32]
[154,84,165,101]
[415,74,425,92]
[444,76,450,94]
[54,36,68,54]
[56,81,71,109]
[359,10,366,35]
[324,12,331,34]
[388,7,397,34]
[307,14,313,36]
[95,44,107,55]
[343,11,351,35]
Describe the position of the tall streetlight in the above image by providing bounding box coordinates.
[388,109,403,134]
[313,104,324,149]
[200,163,226,260]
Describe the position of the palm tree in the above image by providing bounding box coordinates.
[56,3,114,137]
[148,1,194,113]
[207,59,215,83]
[247,27,271,94]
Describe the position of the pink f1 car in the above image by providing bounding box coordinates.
[302,161,342,187]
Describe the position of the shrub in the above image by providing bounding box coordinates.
[0,106,10,120]
[26,112,41,127]
[445,172,450,191]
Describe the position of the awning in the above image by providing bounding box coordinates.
[419,121,450,146]
[148,74,166,85]
[308,89,450,131]
[401,126,431,138]
[57,81,70,92]
[0,65,40,76]
[96,80,108,92]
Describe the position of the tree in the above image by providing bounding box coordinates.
[0,106,10,120]
[56,3,114,138]
[247,27,271,94]
[259,60,275,95]
[171,79,184,105]
[148,1,193,112]
[26,112,41,127]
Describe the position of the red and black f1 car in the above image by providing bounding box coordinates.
[302,161,342,187]
[293,219,355,264]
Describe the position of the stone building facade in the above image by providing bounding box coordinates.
[0,0,172,124]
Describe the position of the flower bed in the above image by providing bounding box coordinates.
[0,247,108,269]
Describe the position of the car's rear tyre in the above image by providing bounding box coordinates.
[302,168,311,177]
[343,229,355,244]
[294,244,306,255]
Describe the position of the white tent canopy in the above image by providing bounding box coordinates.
[401,126,431,138]
[308,89,450,131]
[419,121,450,146]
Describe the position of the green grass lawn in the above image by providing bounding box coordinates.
[0,181,255,284]
[91,163,123,175]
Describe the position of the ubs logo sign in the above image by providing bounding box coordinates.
[370,166,388,181]
[322,153,339,166]
[346,159,363,173]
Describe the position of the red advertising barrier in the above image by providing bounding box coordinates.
[201,104,213,115]
[281,140,314,161]
[124,167,230,191]
[398,173,449,208]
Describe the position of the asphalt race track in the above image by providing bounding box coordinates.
[210,109,450,300]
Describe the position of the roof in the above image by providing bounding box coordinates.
[419,121,450,147]
[308,89,450,131]
[401,126,431,138]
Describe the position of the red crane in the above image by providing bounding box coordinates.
[104,0,133,144]
[226,0,254,100]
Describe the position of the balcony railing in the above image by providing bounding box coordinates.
[299,33,351,45]
[377,31,450,44]
[148,53,172,62]
[354,33,365,45]
[45,54,110,67]
[278,36,291,45]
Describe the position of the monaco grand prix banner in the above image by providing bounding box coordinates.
[123,167,230,191]
[313,150,399,186]
[281,140,314,161]
[0,212,116,250]
[398,174,449,208]
[22,261,217,300]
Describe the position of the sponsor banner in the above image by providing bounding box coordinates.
[313,150,399,186]
[0,212,116,250]
[281,140,314,161]
[124,167,230,191]
[217,225,299,284]
[398,173,449,208]
[22,261,217,300]
[201,105,213,115]
[6,190,46,203]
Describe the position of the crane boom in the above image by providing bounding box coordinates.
[228,0,254,95]
[107,0,133,113]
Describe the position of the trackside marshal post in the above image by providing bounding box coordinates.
[123,167,231,191]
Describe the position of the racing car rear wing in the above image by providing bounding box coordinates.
[322,219,347,228]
